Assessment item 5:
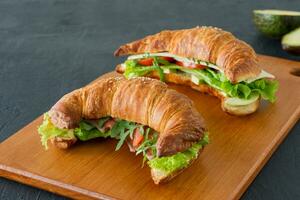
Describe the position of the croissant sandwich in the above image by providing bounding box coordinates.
[114,26,279,115]
[38,75,209,184]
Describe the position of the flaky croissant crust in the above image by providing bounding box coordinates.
[48,74,206,156]
[114,26,261,83]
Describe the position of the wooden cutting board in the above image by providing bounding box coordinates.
[0,55,299,200]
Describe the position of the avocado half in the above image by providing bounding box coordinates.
[253,9,300,38]
[282,27,300,55]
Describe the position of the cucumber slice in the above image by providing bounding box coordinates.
[191,75,200,85]
[224,95,259,106]
[253,9,300,38]
[282,27,300,55]
[163,68,171,74]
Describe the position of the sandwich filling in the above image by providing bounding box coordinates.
[121,53,279,106]
[38,113,209,176]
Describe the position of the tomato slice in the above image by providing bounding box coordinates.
[175,61,184,67]
[132,128,144,148]
[175,61,207,70]
[138,58,154,66]
[161,56,175,63]
[137,56,176,66]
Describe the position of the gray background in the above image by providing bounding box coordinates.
[0,0,299,199]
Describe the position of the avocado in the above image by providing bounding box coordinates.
[282,27,300,55]
[253,10,300,38]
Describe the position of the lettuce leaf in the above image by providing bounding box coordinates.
[38,115,110,149]
[38,113,75,149]
[74,121,110,141]
[176,67,278,102]
[124,60,278,102]
[248,79,279,103]
[148,133,209,174]
[123,59,165,81]
[38,115,141,151]
[124,60,153,79]
[38,114,210,175]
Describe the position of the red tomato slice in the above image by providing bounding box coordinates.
[161,56,175,63]
[133,128,144,148]
[138,58,154,66]
[175,61,207,70]
[175,61,184,67]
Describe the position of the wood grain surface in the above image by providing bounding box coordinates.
[0,55,299,200]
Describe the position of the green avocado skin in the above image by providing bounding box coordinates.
[253,12,300,38]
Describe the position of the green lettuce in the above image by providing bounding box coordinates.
[38,115,140,150]
[181,68,278,102]
[38,114,110,149]
[74,121,110,141]
[38,115,210,174]
[124,58,165,81]
[124,59,278,102]
[38,113,75,149]
[148,133,209,174]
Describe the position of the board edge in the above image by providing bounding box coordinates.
[232,105,300,200]
[0,164,116,200]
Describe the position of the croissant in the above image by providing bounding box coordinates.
[38,74,208,184]
[114,26,278,115]
[114,26,261,83]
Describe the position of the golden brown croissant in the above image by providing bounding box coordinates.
[48,75,206,156]
[115,65,260,116]
[114,26,261,83]
[114,26,278,116]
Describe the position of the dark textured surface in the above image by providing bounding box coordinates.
[0,0,299,199]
